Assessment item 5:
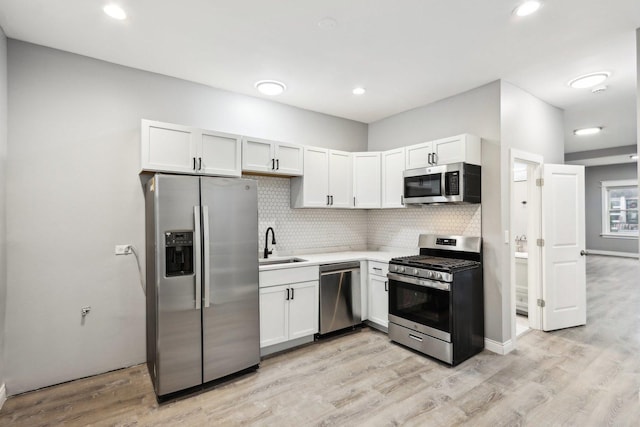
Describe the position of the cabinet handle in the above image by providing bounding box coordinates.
[327,195,330,206]
[330,195,334,205]
[291,288,295,300]
[428,153,432,165]
[198,157,202,171]
[272,158,275,170]
[432,153,438,164]
[384,281,388,292]
[373,267,382,271]
[276,159,280,170]
[286,288,290,300]
[193,157,197,170]
[400,195,404,205]
[353,197,356,207]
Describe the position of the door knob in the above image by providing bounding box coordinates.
[580,250,587,256]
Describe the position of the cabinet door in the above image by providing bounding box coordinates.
[405,141,432,169]
[368,275,389,328]
[328,150,352,208]
[353,152,381,208]
[199,130,242,177]
[141,120,198,174]
[259,285,289,348]
[275,143,304,176]
[242,137,275,173]
[288,281,319,340]
[432,134,481,165]
[301,147,330,207]
[381,148,406,208]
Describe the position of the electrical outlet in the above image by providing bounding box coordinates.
[115,244,132,255]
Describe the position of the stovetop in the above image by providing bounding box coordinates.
[390,255,480,272]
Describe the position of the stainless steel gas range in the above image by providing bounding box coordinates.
[387,234,484,366]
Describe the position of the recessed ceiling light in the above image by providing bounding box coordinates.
[255,80,286,96]
[568,72,610,89]
[103,4,127,20]
[352,87,366,95]
[318,17,338,30]
[513,1,542,17]
[573,127,602,136]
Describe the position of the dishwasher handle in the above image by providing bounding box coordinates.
[320,262,361,274]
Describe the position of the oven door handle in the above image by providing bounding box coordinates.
[387,272,451,292]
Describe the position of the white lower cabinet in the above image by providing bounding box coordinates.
[367,261,389,330]
[259,266,319,351]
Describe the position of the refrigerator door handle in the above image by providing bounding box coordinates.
[202,206,211,308]
[194,206,202,310]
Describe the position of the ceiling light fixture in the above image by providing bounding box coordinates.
[103,4,127,20]
[513,1,542,17]
[568,72,610,89]
[573,127,602,136]
[255,80,287,96]
[352,87,366,95]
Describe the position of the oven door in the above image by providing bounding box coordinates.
[387,273,451,342]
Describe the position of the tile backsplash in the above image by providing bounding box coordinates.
[251,175,368,255]
[250,175,482,255]
[367,205,482,250]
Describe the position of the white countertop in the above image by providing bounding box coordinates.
[258,249,417,271]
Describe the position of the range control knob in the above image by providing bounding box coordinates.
[426,271,433,279]
[411,268,418,275]
[398,266,405,273]
[435,273,442,280]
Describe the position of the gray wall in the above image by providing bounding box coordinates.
[5,40,368,395]
[0,26,7,395]
[367,81,506,343]
[584,164,638,254]
[500,81,565,340]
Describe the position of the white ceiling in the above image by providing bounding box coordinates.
[0,0,639,154]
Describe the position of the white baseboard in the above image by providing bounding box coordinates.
[485,338,515,355]
[587,249,639,259]
[0,383,6,410]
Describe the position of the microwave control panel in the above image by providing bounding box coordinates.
[444,171,460,196]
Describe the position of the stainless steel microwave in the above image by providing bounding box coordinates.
[403,162,481,204]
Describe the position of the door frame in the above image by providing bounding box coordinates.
[509,149,543,347]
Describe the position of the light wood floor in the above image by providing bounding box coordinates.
[1,255,639,426]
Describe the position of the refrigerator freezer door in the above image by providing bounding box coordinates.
[153,174,203,396]
[201,177,260,382]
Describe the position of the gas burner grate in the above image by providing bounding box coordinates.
[391,255,479,271]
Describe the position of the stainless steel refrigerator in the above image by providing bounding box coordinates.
[145,173,260,398]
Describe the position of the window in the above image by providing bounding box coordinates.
[601,179,638,238]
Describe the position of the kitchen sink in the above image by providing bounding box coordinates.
[259,257,307,266]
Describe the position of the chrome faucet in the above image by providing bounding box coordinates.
[264,227,276,259]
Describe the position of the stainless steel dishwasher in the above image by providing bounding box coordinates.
[319,262,362,335]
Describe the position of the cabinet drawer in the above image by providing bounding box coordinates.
[259,265,319,288]
[368,261,389,276]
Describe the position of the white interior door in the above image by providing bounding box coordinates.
[541,164,586,331]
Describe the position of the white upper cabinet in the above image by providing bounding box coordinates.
[242,137,303,176]
[291,147,352,208]
[329,150,353,208]
[381,147,406,209]
[141,119,241,177]
[405,134,481,169]
[352,152,381,209]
